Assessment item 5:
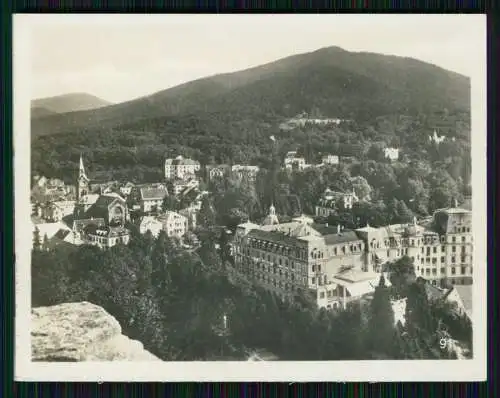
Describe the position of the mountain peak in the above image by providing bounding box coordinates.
[32,93,112,117]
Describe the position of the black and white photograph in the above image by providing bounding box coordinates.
[15,14,487,381]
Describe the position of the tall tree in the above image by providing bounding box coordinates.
[198,196,216,229]
[367,275,396,357]
[33,226,41,251]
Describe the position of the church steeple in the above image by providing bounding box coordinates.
[79,154,87,180]
[76,154,90,202]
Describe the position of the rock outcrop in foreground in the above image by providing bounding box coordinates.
[31,302,161,361]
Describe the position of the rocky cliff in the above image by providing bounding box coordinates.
[31,302,161,361]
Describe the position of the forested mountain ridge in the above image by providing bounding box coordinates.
[31,46,471,196]
[31,46,470,137]
[31,93,111,118]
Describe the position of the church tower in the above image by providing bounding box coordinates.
[76,154,90,202]
[262,203,280,226]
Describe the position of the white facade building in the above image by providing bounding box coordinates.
[384,147,400,161]
[164,156,201,180]
[139,216,163,238]
[158,211,188,239]
[321,154,339,165]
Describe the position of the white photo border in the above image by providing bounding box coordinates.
[14,13,488,382]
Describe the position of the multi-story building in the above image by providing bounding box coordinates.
[207,164,231,181]
[119,182,135,197]
[431,207,473,286]
[384,147,399,161]
[138,216,163,238]
[315,188,359,215]
[157,211,188,239]
[82,224,130,249]
[231,165,260,182]
[140,187,168,214]
[43,200,76,222]
[164,156,201,180]
[233,206,368,308]
[284,151,307,170]
[321,154,339,165]
[233,204,473,309]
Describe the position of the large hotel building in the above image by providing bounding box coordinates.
[232,204,472,309]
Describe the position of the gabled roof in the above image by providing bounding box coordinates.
[72,218,105,233]
[83,224,130,237]
[453,285,472,316]
[84,195,125,220]
[140,187,168,200]
[246,228,306,247]
[79,194,100,206]
[323,231,362,245]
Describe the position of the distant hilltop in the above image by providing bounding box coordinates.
[31,93,112,118]
[31,45,470,137]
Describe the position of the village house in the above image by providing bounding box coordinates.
[43,200,76,222]
[71,218,106,245]
[157,211,188,239]
[140,187,168,214]
[315,188,359,216]
[429,129,446,144]
[164,155,201,180]
[231,165,260,182]
[384,147,400,161]
[139,216,163,238]
[206,164,231,181]
[33,175,48,188]
[119,182,135,196]
[284,151,307,170]
[172,178,199,196]
[321,154,339,165]
[82,224,130,249]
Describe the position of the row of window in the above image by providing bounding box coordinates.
[251,255,303,271]
[254,274,300,290]
[319,290,338,299]
[422,244,469,256]
[311,275,328,286]
[420,266,472,276]
[253,263,298,280]
[417,254,471,265]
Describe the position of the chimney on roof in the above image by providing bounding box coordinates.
[454,198,458,208]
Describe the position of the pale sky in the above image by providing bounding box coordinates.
[22,14,485,104]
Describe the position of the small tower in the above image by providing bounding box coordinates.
[76,154,90,202]
[262,203,280,226]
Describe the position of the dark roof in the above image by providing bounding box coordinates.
[73,218,105,232]
[420,279,447,301]
[246,228,305,247]
[311,223,344,235]
[83,224,129,237]
[85,195,124,219]
[140,187,168,200]
[53,229,71,240]
[323,230,363,245]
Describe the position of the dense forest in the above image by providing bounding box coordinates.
[32,224,472,361]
